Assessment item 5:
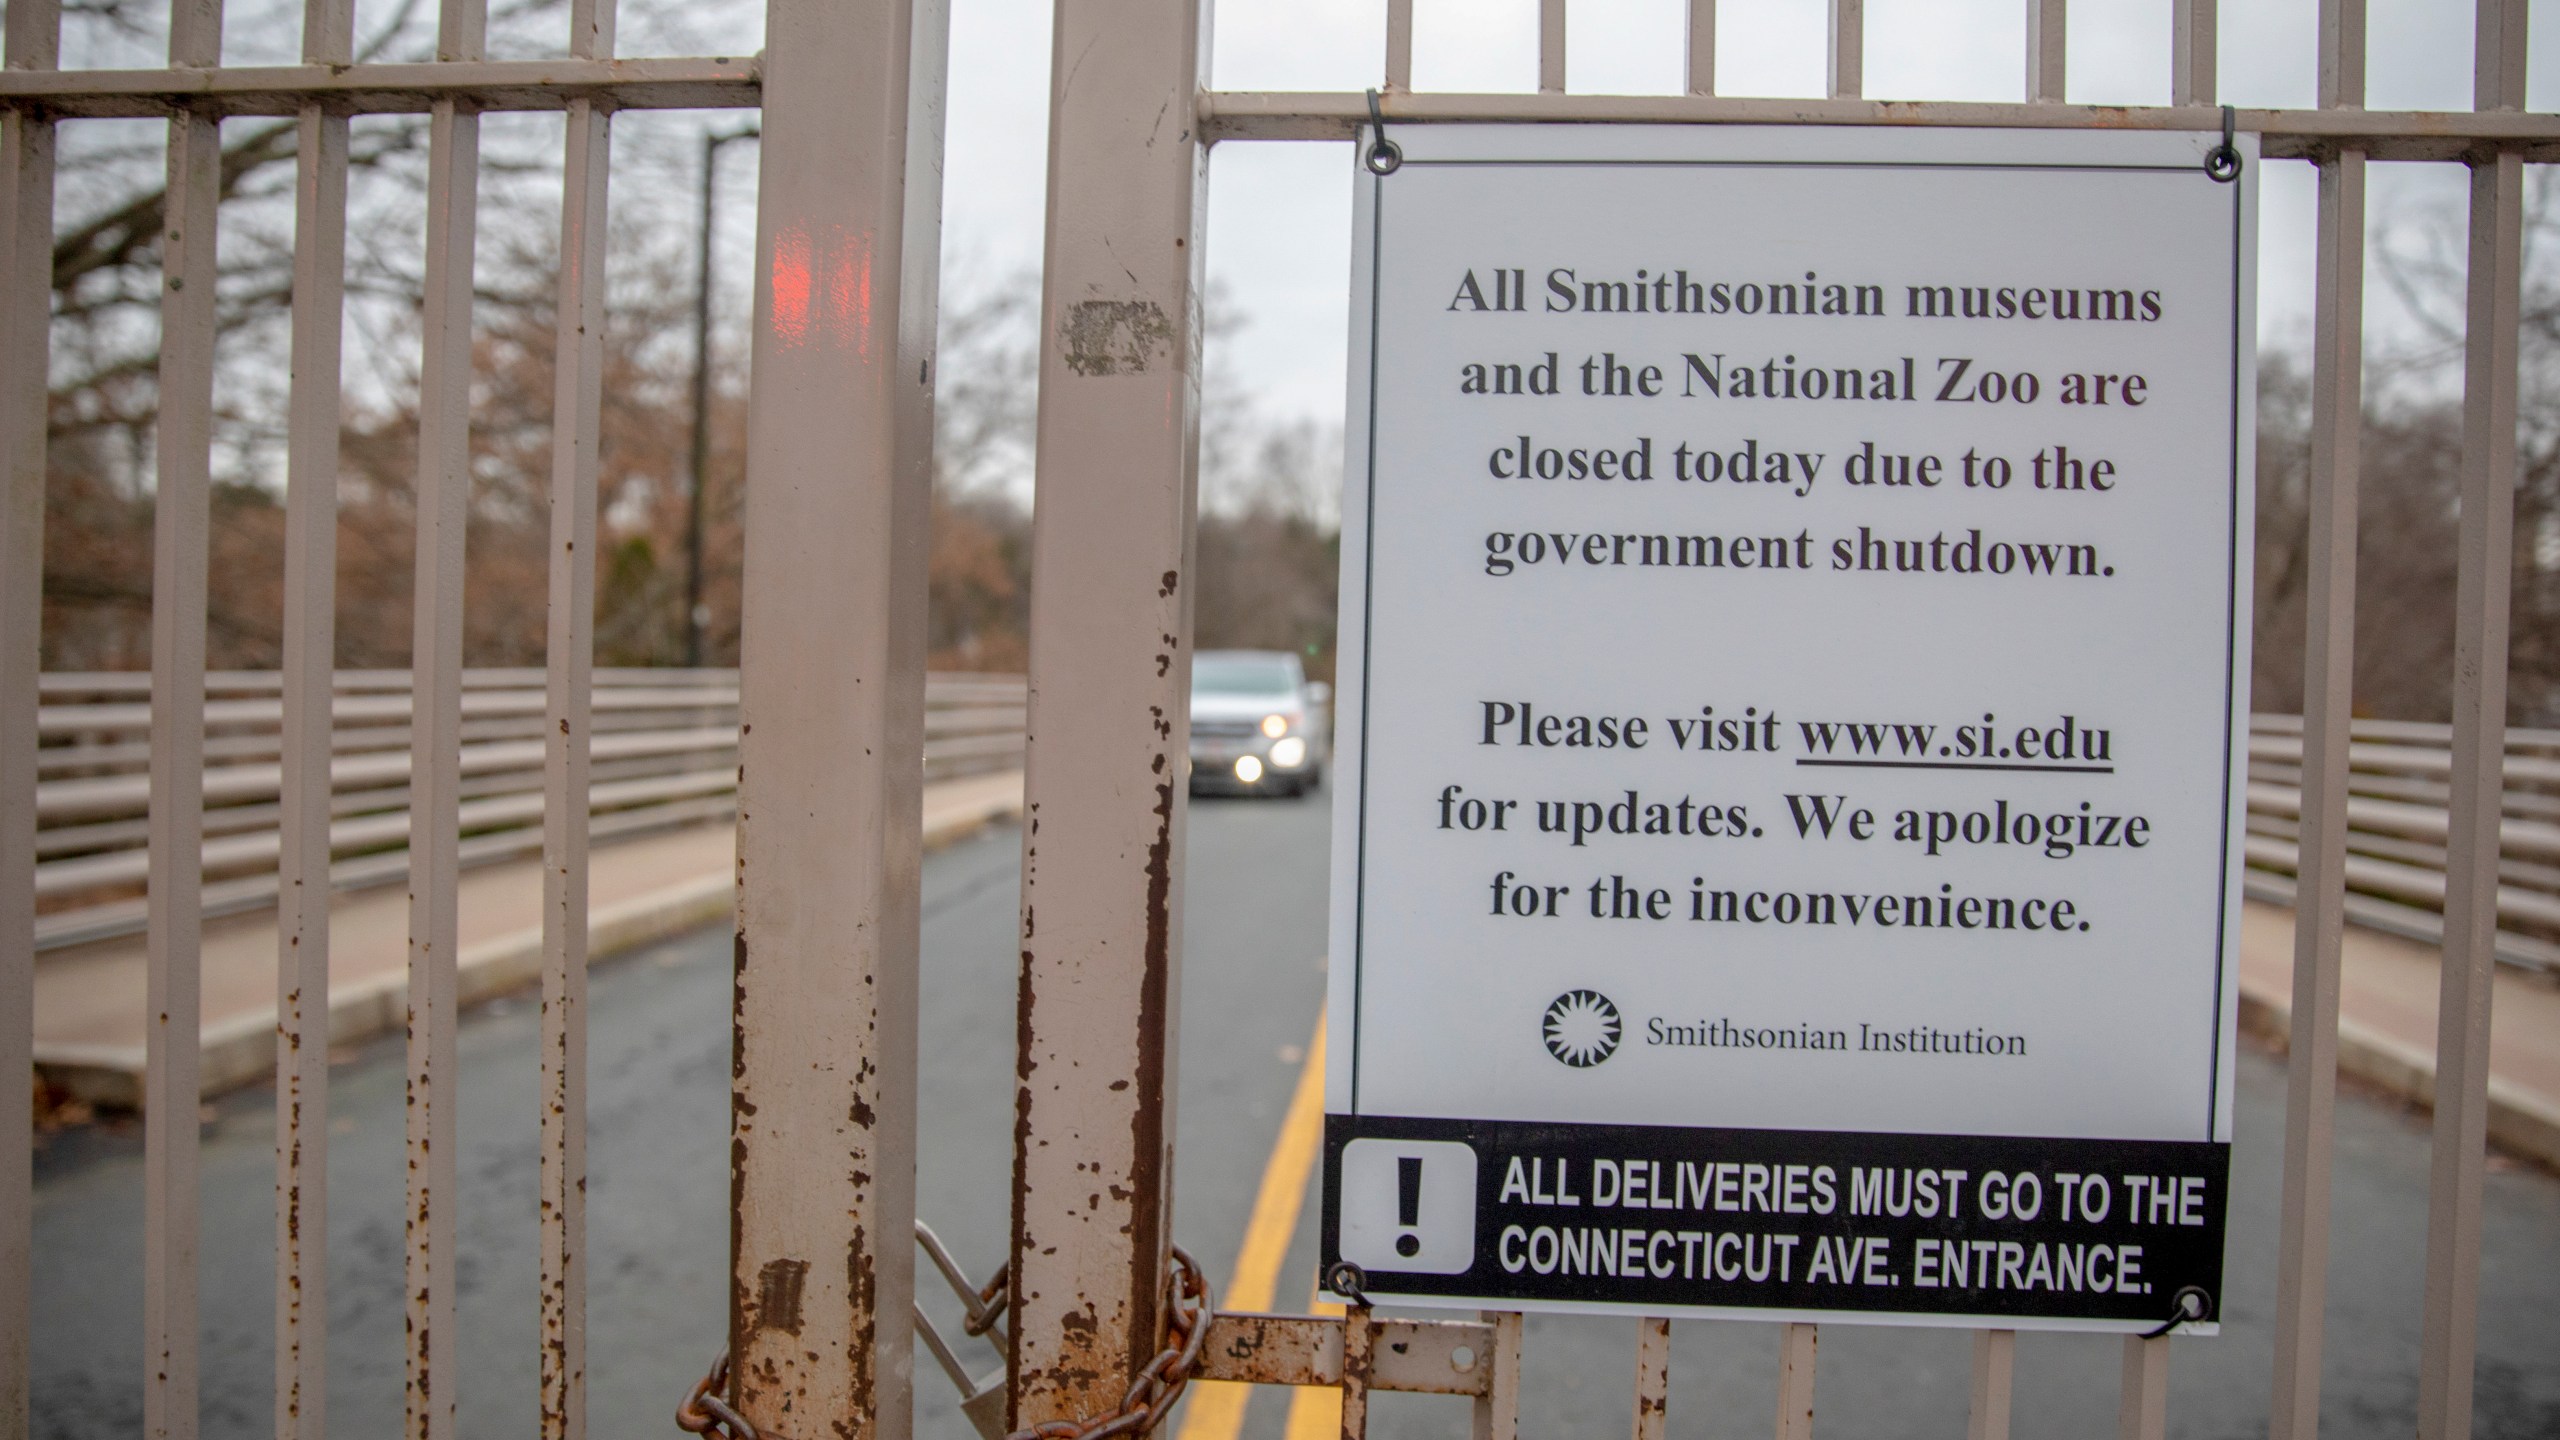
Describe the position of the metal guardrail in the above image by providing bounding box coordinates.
[2242,713,2560,974]
[30,668,1026,953]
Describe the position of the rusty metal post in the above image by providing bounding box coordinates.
[1006,0,1207,1427]
[1773,1324,1816,1440]
[538,0,615,1426]
[274,0,352,1431]
[146,0,227,1431]
[403,0,486,1430]
[1337,1308,1373,1440]
[1470,1312,1520,1440]
[1630,1318,1670,1440]
[726,0,942,1431]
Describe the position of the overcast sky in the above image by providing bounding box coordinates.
[929,0,2558,432]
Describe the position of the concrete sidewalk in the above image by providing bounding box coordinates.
[34,770,1024,1108]
[2235,900,2560,1168]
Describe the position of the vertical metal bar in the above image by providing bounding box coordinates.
[1384,0,1412,90]
[1469,1313,1521,1440]
[2317,0,2364,109]
[727,0,934,1427]
[1825,0,1860,100]
[1966,1330,2013,1440]
[405,0,486,1432]
[1773,1323,1816,1440]
[1005,0,1204,1424]
[1631,1318,1670,1440]
[2115,1336,2168,1440]
[145,0,226,1432]
[2419,8,2526,1435]
[0,2,61,1435]
[2269,2,2363,1433]
[2171,0,2215,105]
[1338,1309,1372,1440]
[1538,0,1565,93]
[2026,0,2065,101]
[1683,0,1713,95]
[275,0,352,1430]
[539,0,615,1427]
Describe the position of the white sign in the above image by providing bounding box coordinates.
[1320,125,2254,1331]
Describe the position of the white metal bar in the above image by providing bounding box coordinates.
[0,57,756,116]
[2171,0,2214,105]
[405,0,486,1432]
[2318,0,2364,109]
[2419,5,2527,1430]
[725,0,935,1426]
[2026,0,2064,101]
[538,0,615,1425]
[0,0,60,1432]
[1195,95,2560,159]
[1469,1312,1521,1440]
[1384,0,1411,90]
[1773,1323,1816,1440]
[1538,0,1565,93]
[2116,1336,2168,1440]
[274,0,352,1429]
[1006,0,1205,1425]
[145,1,226,1432]
[1630,1318,1669,1440]
[1825,0,1860,100]
[1966,1330,2014,1440]
[2269,0,2365,1428]
[1684,0,1713,96]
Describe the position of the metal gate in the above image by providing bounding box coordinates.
[0,0,2547,1438]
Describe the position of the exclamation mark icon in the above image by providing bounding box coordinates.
[1395,1156,1423,1258]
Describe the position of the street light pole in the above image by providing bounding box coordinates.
[687,125,758,667]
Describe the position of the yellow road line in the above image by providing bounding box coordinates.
[1176,1012,1329,1440]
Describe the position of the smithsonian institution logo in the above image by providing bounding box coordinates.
[1542,990,1622,1067]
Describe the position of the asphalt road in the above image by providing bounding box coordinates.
[29,785,2560,1439]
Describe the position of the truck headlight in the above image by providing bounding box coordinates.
[1234,755,1264,783]
[1260,714,1290,738]
[1270,736,1307,768]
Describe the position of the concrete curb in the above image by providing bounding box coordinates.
[38,789,1022,1110]
[2238,984,2560,1172]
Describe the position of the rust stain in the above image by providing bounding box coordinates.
[1007,946,1039,1431]
[1123,771,1177,1382]
[730,928,753,1410]
[1059,298,1173,377]
[754,1257,810,1337]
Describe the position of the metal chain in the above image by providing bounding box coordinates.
[676,1246,1212,1440]
[1005,1245,1211,1440]
[676,1351,758,1440]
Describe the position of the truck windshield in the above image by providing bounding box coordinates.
[1192,656,1299,697]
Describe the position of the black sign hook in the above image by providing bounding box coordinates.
[2204,105,2242,182]
[1365,89,1404,176]
[2143,1285,2214,1337]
